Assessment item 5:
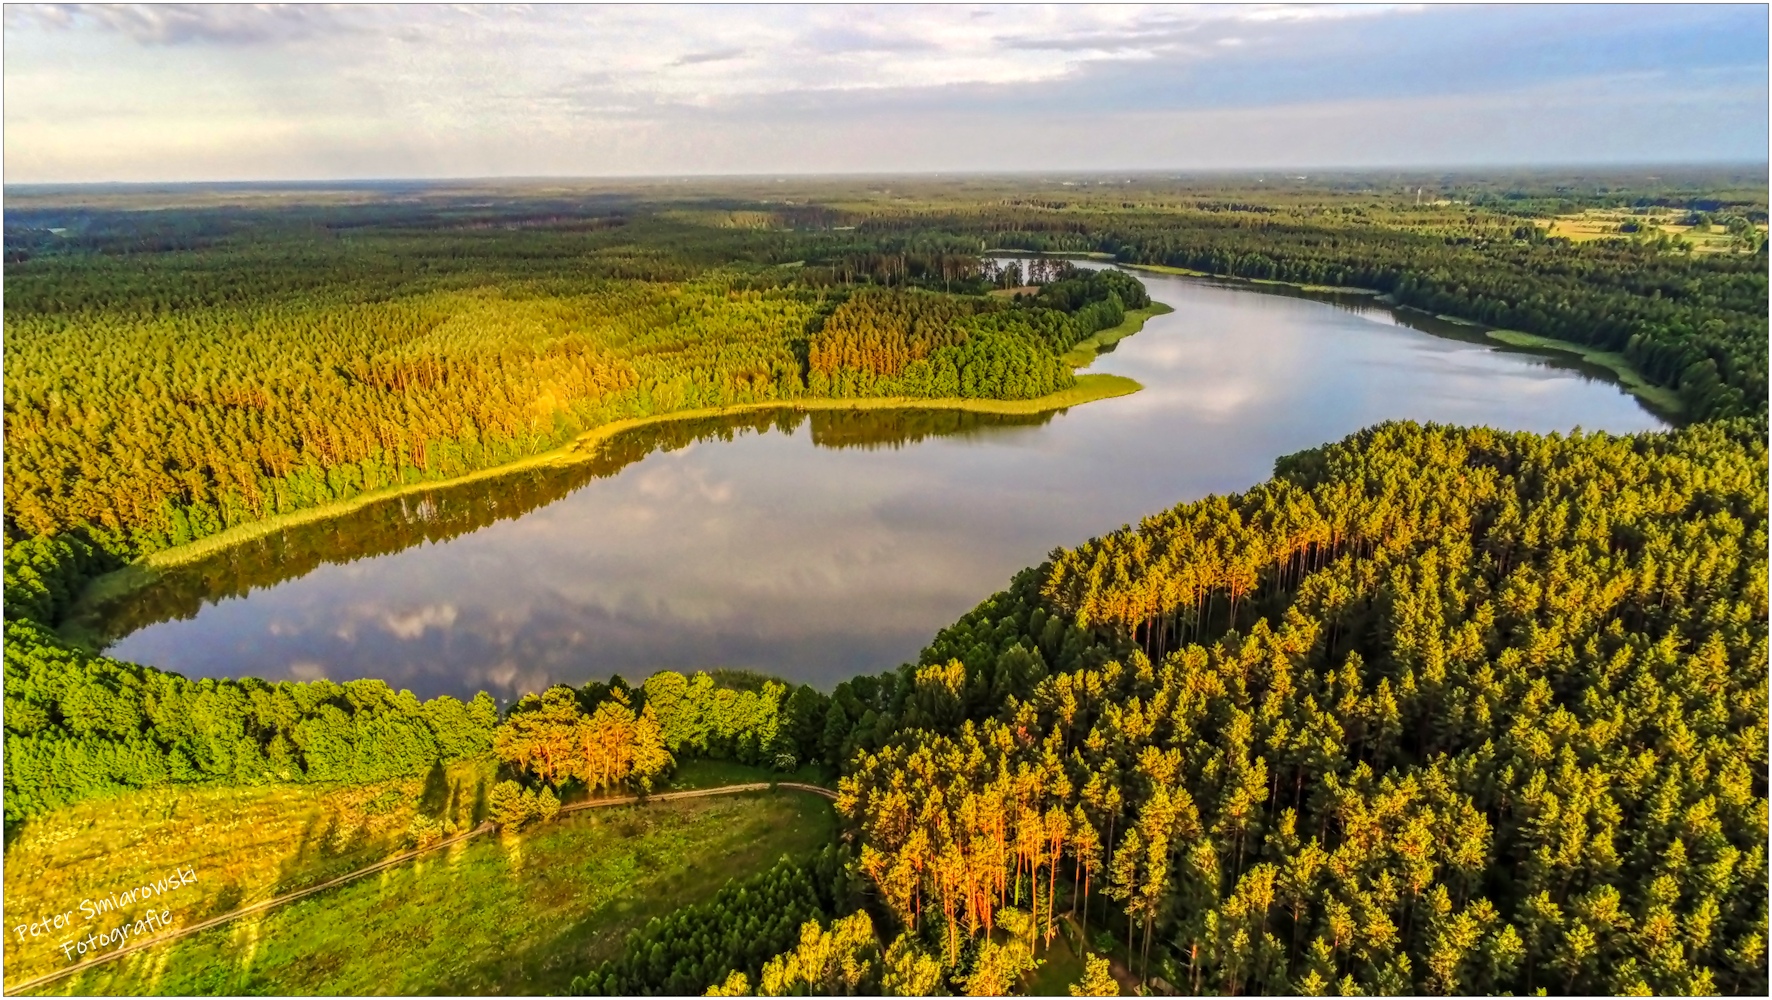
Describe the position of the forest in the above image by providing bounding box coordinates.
[819,419,1767,995]
[3,218,1133,563]
[10,418,1761,994]
[570,848,863,996]
[8,173,1761,564]
[3,172,1767,996]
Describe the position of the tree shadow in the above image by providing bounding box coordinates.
[207,879,247,918]
[471,778,489,826]
[419,761,449,818]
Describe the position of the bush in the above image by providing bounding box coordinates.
[488,779,535,830]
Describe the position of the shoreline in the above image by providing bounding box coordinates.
[1121,262,1381,296]
[1479,328,1687,420]
[1063,302,1174,367]
[74,301,1174,622]
[69,370,1153,626]
[1122,261,1682,422]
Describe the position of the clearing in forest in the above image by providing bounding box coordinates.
[8,771,834,996]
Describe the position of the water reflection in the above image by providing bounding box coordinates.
[97,269,1665,701]
[80,407,1057,642]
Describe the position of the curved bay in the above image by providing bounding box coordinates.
[97,268,1666,701]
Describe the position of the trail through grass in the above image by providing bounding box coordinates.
[25,791,834,996]
[3,759,499,990]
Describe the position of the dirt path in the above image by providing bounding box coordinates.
[5,781,835,996]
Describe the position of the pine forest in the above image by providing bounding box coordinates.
[3,170,1766,997]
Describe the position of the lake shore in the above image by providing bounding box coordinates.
[1122,262,1382,295]
[1123,262,1683,421]
[1063,302,1174,367]
[1480,328,1686,419]
[67,309,1166,628]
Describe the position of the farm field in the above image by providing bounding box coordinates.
[1542,208,1766,252]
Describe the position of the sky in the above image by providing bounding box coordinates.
[4,3,1767,183]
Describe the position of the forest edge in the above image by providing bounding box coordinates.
[58,303,1170,646]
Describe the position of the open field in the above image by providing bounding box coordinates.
[1542,208,1766,253]
[17,790,834,996]
[3,758,499,990]
[3,754,834,995]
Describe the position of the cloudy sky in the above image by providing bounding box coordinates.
[5,3,1766,182]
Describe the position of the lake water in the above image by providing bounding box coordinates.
[95,268,1667,701]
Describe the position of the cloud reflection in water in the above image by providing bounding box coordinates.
[100,272,1666,701]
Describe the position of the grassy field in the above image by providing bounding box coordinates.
[1124,262,1213,278]
[3,759,499,990]
[1542,209,1765,253]
[20,790,834,996]
[2,756,834,994]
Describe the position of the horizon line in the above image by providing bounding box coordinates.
[8,161,1771,191]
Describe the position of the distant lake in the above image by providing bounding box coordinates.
[93,266,1667,701]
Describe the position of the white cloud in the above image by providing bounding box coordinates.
[9,3,367,45]
[286,659,330,681]
[2,3,1762,181]
[381,603,459,640]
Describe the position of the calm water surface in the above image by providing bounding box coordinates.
[98,269,1667,700]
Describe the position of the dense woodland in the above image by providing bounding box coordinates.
[9,174,1761,559]
[571,848,862,996]
[868,216,1765,421]
[4,174,1768,995]
[4,224,1130,559]
[10,419,1761,994]
[816,419,1768,995]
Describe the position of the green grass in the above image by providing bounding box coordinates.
[1024,923,1089,996]
[665,759,834,791]
[27,791,836,996]
[3,759,500,991]
[1061,303,1174,368]
[1482,329,1687,418]
[1123,262,1213,278]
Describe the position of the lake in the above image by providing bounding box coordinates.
[93,267,1667,701]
